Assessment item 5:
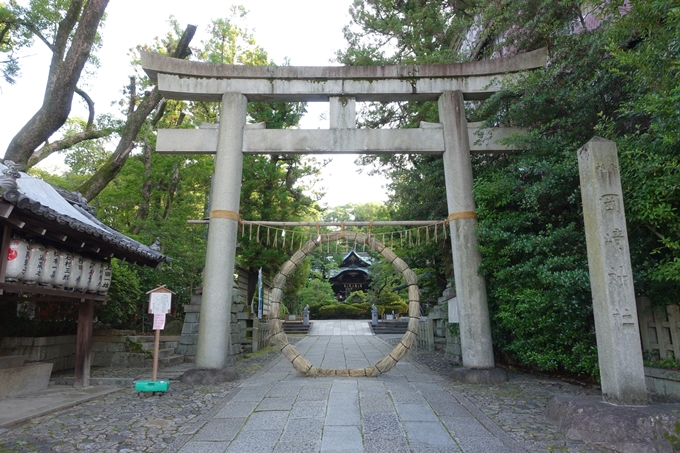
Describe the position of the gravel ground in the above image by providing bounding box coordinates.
[0,337,612,453]
[408,347,612,453]
[0,344,293,453]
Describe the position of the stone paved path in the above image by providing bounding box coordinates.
[0,325,613,453]
[308,319,373,336]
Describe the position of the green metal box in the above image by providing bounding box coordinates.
[134,380,169,393]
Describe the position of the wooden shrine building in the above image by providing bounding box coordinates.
[328,250,372,301]
[0,161,169,387]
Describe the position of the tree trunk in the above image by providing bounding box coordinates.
[162,162,180,221]
[4,0,109,166]
[130,142,154,235]
[77,24,196,201]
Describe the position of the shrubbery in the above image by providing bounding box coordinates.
[309,302,371,319]
[380,301,409,317]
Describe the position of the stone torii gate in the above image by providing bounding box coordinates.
[140,49,545,382]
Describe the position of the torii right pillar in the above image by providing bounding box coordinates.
[439,91,507,383]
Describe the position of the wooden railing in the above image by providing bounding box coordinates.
[252,318,272,353]
[638,297,680,360]
[415,318,435,352]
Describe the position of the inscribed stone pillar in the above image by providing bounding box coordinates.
[329,96,356,129]
[195,93,247,369]
[438,91,494,369]
[578,137,647,405]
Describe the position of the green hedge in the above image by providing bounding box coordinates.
[309,302,371,319]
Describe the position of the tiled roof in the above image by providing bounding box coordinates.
[0,162,169,267]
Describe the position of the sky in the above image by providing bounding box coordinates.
[0,0,389,207]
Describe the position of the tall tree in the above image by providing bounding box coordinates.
[36,11,325,320]
[1,0,109,166]
[339,0,680,376]
[76,23,196,201]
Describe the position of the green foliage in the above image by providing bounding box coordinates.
[367,257,407,306]
[0,0,105,84]
[27,11,325,334]
[644,354,680,371]
[338,0,680,377]
[324,202,391,223]
[307,245,341,280]
[297,278,336,307]
[598,0,680,301]
[96,260,142,328]
[125,338,152,357]
[338,0,473,65]
[384,301,408,316]
[347,290,368,304]
[312,302,371,319]
[663,423,680,451]
[472,28,625,376]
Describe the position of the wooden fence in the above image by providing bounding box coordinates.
[415,318,435,352]
[252,318,272,353]
[638,297,680,360]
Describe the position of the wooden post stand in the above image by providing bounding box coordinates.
[74,299,94,388]
[152,328,161,382]
[134,285,174,395]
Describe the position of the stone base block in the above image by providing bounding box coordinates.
[0,363,53,398]
[110,352,152,367]
[645,366,680,403]
[184,304,201,313]
[546,394,680,453]
[0,355,26,370]
[180,368,238,385]
[449,367,508,384]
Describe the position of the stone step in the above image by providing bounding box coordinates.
[128,335,180,343]
[158,355,185,367]
[154,348,176,359]
[127,336,155,343]
[93,329,136,337]
[282,323,310,334]
[51,376,135,386]
[370,322,409,335]
[140,341,180,352]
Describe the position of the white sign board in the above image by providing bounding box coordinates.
[152,313,166,330]
[149,292,172,314]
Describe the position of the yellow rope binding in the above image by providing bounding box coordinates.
[447,211,477,222]
[210,209,240,221]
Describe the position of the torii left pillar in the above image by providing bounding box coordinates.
[195,93,247,369]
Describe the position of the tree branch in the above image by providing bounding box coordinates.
[4,0,109,167]
[74,87,95,130]
[77,24,197,201]
[163,162,180,221]
[27,128,112,167]
[47,0,84,96]
[131,142,154,235]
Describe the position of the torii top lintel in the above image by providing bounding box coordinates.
[140,48,547,103]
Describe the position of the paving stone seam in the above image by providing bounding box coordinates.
[164,355,286,453]
[163,388,238,453]
[387,347,528,453]
[439,381,528,453]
